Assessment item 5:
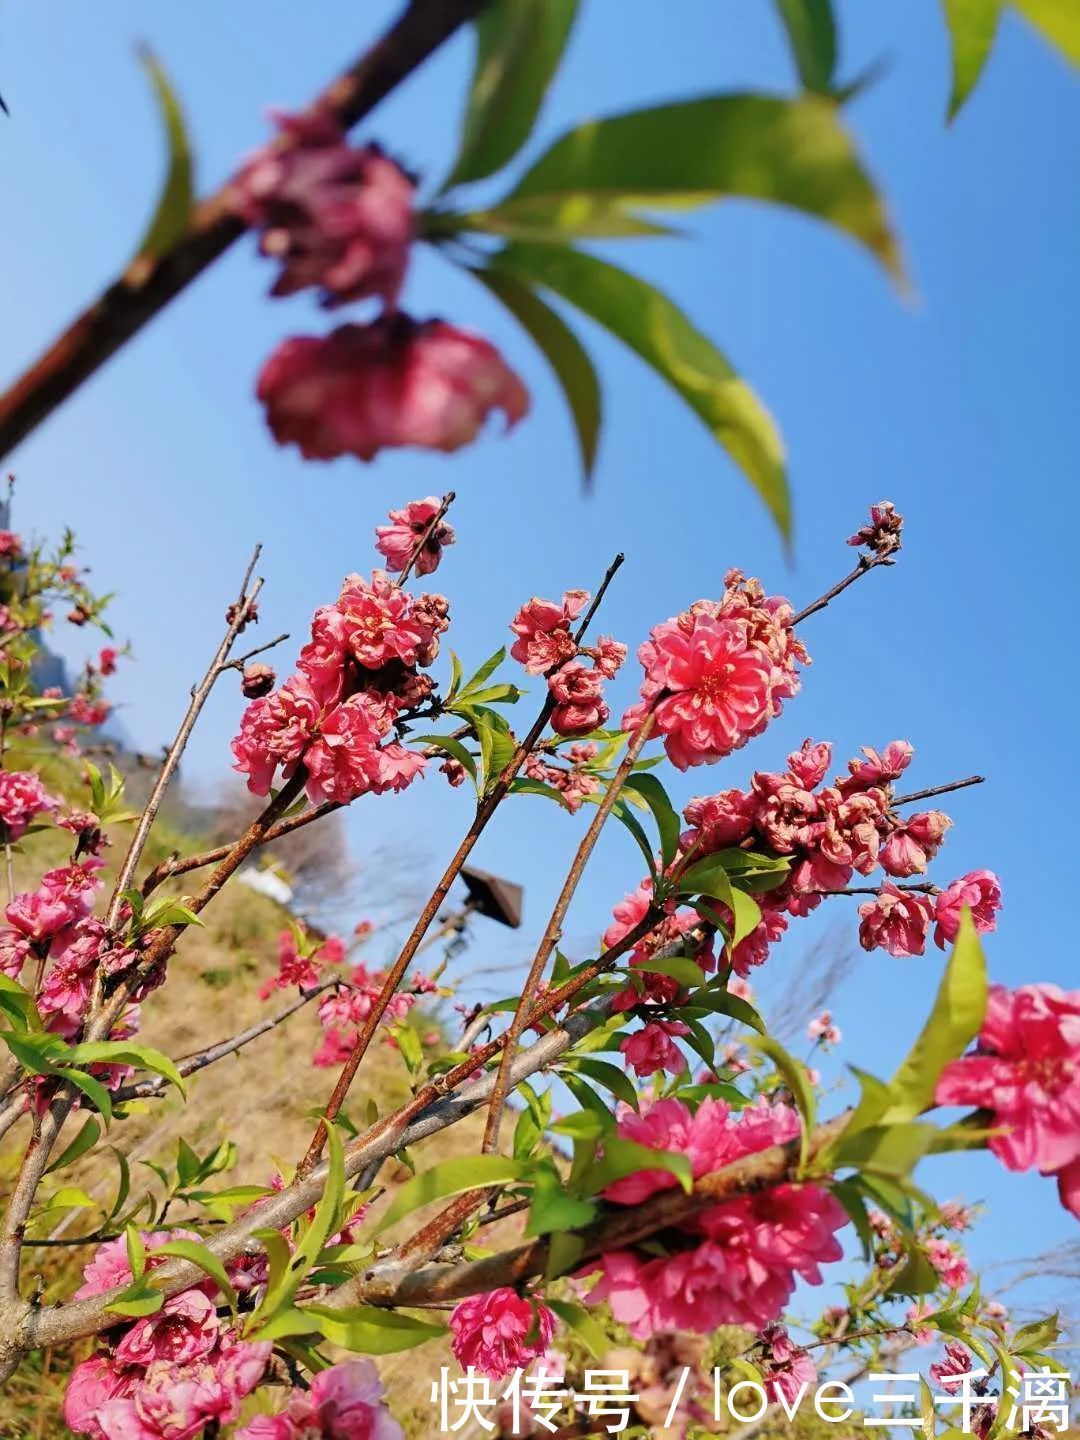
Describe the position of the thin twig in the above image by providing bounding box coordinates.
[103,546,263,933]
[892,775,985,807]
[791,552,895,626]
[224,632,291,671]
[0,0,492,460]
[815,883,939,896]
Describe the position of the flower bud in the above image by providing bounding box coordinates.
[241,662,276,699]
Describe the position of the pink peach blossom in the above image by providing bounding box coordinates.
[509,591,588,674]
[0,769,60,840]
[375,495,455,576]
[621,1020,690,1077]
[933,870,1002,948]
[449,1289,557,1381]
[258,317,527,462]
[235,1358,403,1440]
[857,884,935,958]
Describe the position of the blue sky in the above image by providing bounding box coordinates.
[1,1,1077,1319]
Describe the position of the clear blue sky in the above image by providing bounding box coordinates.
[2,0,1076,1318]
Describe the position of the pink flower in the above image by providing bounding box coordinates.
[681,788,755,852]
[936,983,1080,1182]
[232,112,414,308]
[258,317,528,462]
[933,870,1002,948]
[449,1289,557,1381]
[0,929,29,980]
[621,1020,690,1077]
[847,500,904,555]
[786,739,833,791]
[906,1301,936,1347]
[0,530,23,559]
[591,1100,844,1336]
[628,614,773,770]
[296,605,351,706]
[0,769,60,841]
[509,592,588,674]
[807,1011,841,1046]
[926,1238,970,1290]
[591,635,627,679]
[115,1290,219,1368]
[857,884,935,958]
[302,694,391,805]
[259,928,328,999]
[5,886,81,945]
[98,647,119,676]
[837,741,913,796]
[881,811,952,878]
[549,661,608,737]
[375,496,455,576]
[64,1357,138,1437]
[235,1358,403,1440]
[929,1341,975,1388]
[1057,1156,1080,1219]
[231,672,325,796]
[759,1324,817,1405]
[336,570,436,669]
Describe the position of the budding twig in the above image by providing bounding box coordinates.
[103,546,264,934]
[0,0,493,460]
[791,551,895,627]
[892,775,985,807]
[397,491,455,585]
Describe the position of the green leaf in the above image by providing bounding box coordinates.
[470,707,518,793]
[880,911,988,1124]
[623,774,681,870]
[445,0,578,187]
[461,647,508,696]
[135,48,193,258]
[105,1285,165,1319]
[688,986,766,1034]
[678,854,762,945]
[832,1120,944,1178]
[45,1118,101,1175]
[412,733,478,789]
[41,1186,96,1211]
[635,955,707,991]
[306,1303,448,1354]
[57,1066,113,1125]
[492,243,790,540]
[747,1035,816,1166]
[154,1239,238,1314]
[461,198,681,241]
[547,1297,610,1358]
[941,0,1003,118]
[1011,1312,1060,1355]
[585,1137,692,1196]
[125,1223,147,1282]
[609,797,659,878]
[886,1242,941,1297]
[66,1041,185,1096]
[0,975,41,1031]
[375,1155,529,1236]
[775,0,839,92]
[471,266,601,483]
[509,93,902,278]
[1012,0,1080,65]
[525,1162,598,1236]
[561,1056,640,1109]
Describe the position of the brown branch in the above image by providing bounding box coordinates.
[815,883,939,896]
[295,552,626,1177]
[103,546,264,934]
[892,775,985,807]
[110,980,339,1101]
[0,0,491,460]
[223,631,291,672]
[791,552,895,627]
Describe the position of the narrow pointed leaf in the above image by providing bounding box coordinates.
[375,1156,529,1235]
[493,244,789,537]
[472,266,601,482]
[509,94,902,278]
[775,0,839,92]
[445,0,579,188]
[135,49,193,259]
[942,0,1003,117]
[1012,0,1080,65]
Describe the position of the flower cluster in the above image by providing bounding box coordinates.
[65,1233,271,1439]
[449,1289,558,1381]
[522,741,602,813]
[587,1097,846,1336]
[232,568,446,804]
[258,926,345,999]
[0,768,60,840]
[680,737,1001,969]
[624,570,808,769]
[237,110,528,462]
[312,959,436,1066]
[936,983,1080,1218]
[509,590,625,736]
[236,1358,403,1439]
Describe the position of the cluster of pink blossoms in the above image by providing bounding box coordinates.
[235,109,528,462]
[680,737,1001,969]
[236,1359,403,1440]
[375,495,455,577]
[64,1233,271,1439]
[936,983,1080,1218]
[232,567,447,805]
[448,1289,558,1381]
[312,960,436,1066]
[523,741,603,813]
[0,768,60,840]
[586,1097,846,1336]
[509,590,626,736]
[258,926,345,1000]
[623,570,808,770]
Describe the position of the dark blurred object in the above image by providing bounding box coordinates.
[460,865,523,930]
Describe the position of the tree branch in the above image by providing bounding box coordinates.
[0,0,491,460]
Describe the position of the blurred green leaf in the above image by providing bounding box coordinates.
[942,0,1003,118]
[45,1117,101,1175]
[305,1304,448,1354]
[585,1136,692,1195]
[623,773,681,870]
[493,244,790,538]
[375,1155,528,1235]
[445,0,579,188]
[135,48,193,259]
[748,1035,817,1166]
[546,1298,610,1358]
[509,94,903,278]
[461,197,681,241]
[1012,0,1080,64]
[472,266,601,483]
[775,0,839,92]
